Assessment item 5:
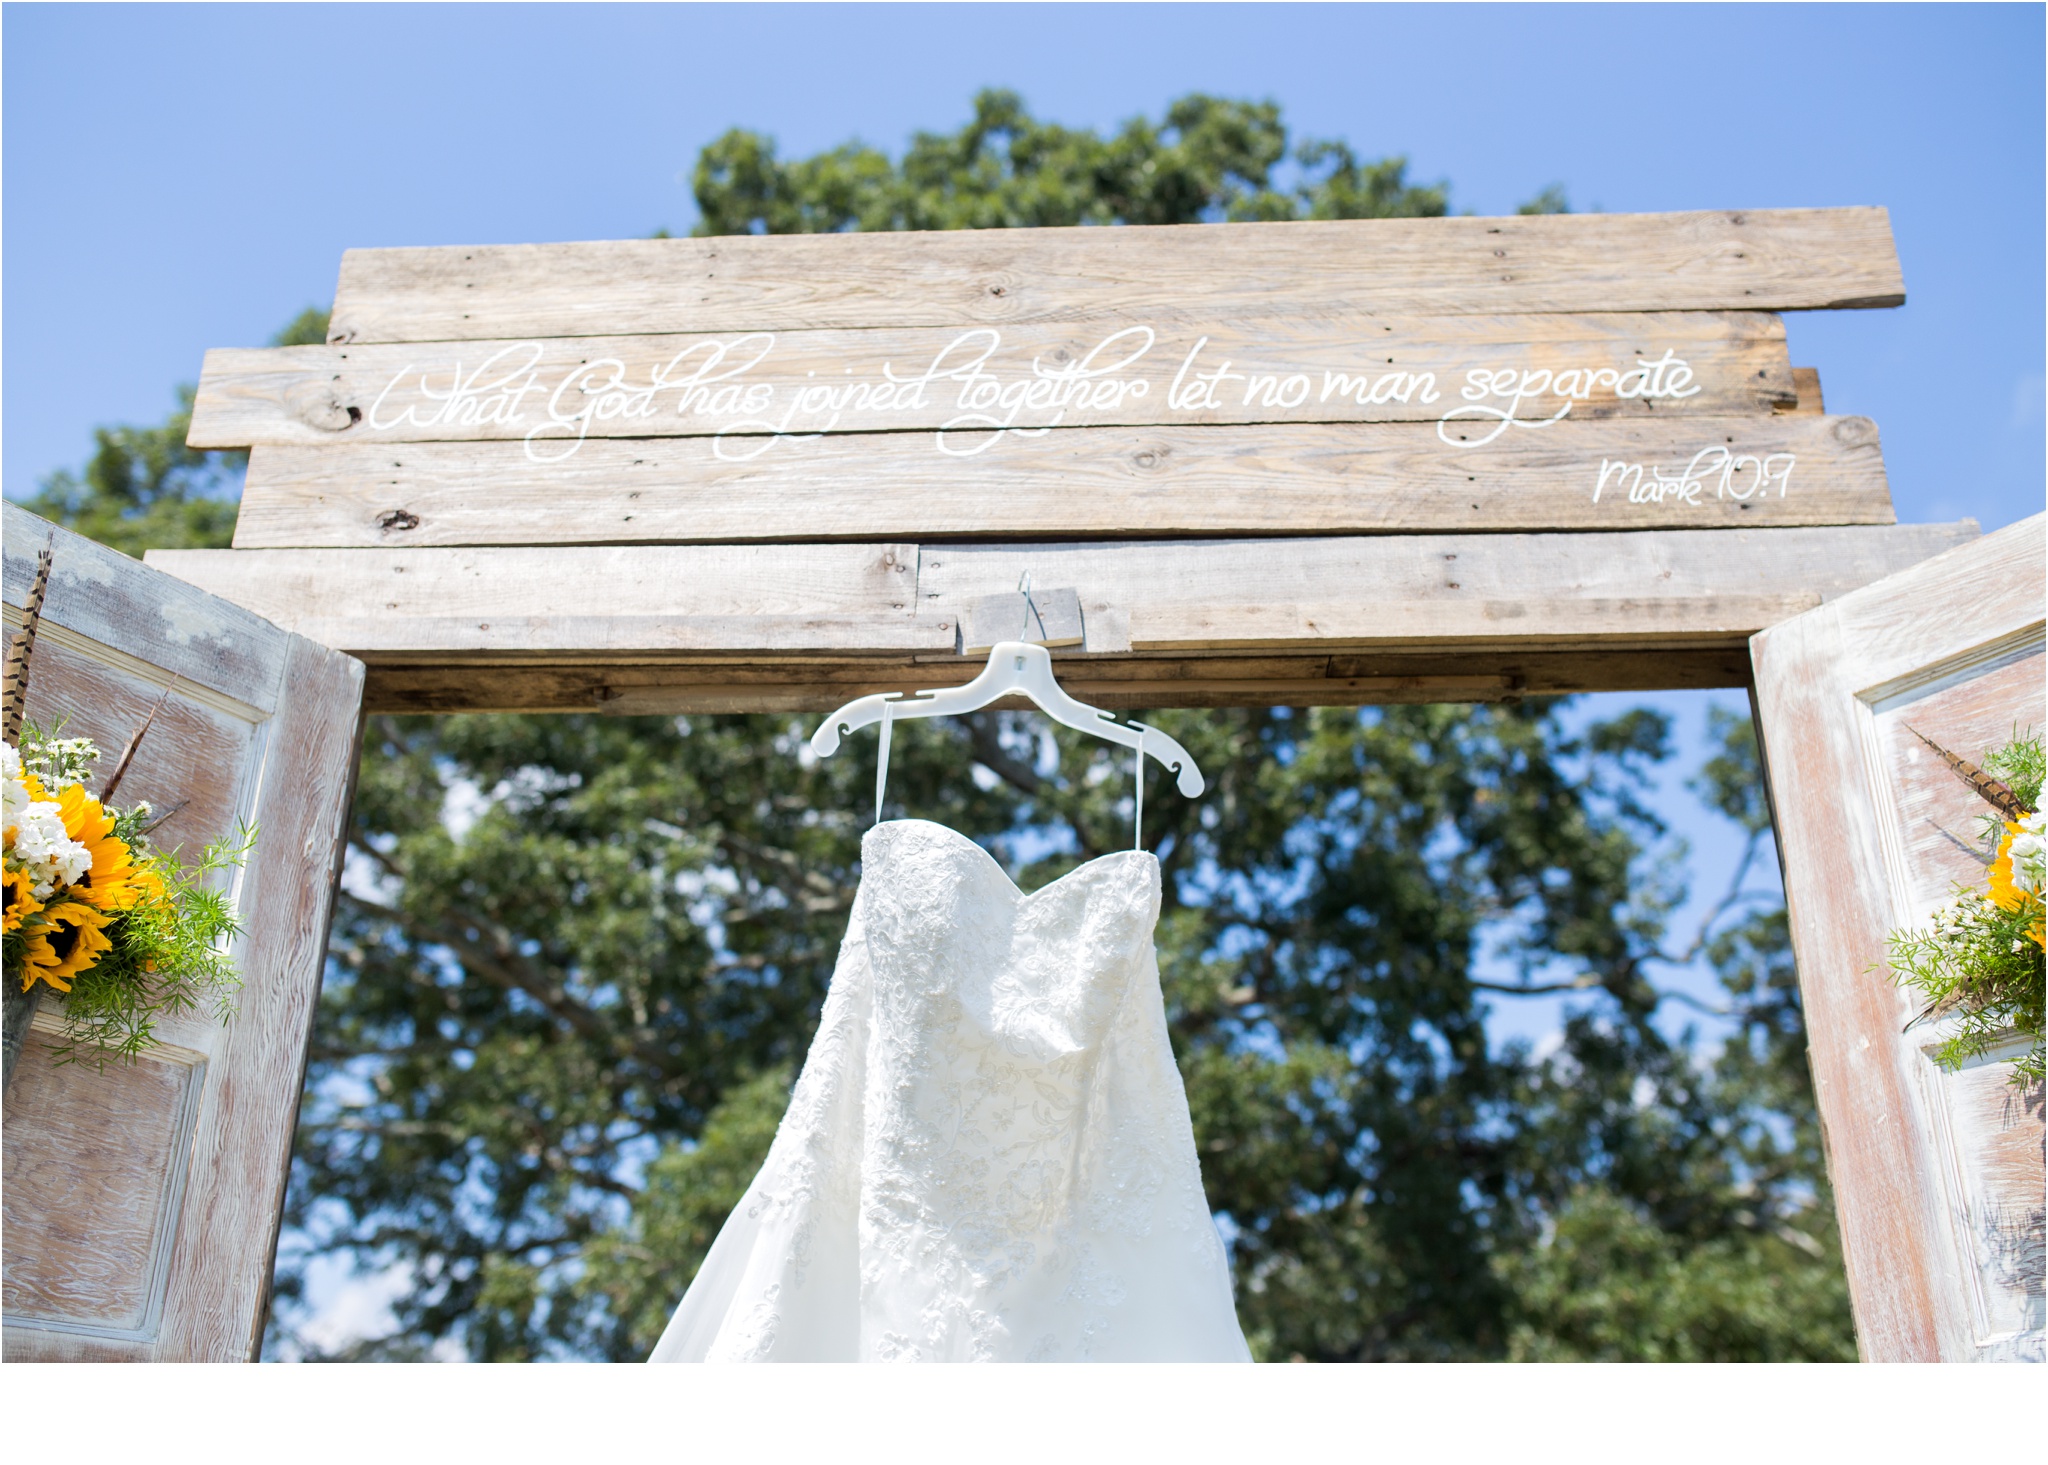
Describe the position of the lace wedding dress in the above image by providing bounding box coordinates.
[649,818,1250,1362]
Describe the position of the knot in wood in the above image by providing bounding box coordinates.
[376,509,421,533]
[286,381,358,432]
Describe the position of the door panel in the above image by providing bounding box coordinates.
[1752,513,2045,1362]
[2,504,364,1361]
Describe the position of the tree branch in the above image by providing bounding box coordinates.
[346,839,686,1079]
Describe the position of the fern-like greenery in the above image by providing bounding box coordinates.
[48,821,255,1065]
[1887,727,2045,1083]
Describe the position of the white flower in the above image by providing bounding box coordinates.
[26,736,100,789]
[11,799,89,898]
[2,742,26,846]
[2008,810,2044,896]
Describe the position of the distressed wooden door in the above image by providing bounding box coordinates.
[2,504,364,1361]
[1752,512,2045,1362]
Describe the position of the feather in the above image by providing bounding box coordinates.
[100,675,180,803]
[1906,725,2028,820]
[2,535,55,744]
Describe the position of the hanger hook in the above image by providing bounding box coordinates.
[1016,571,1048,643]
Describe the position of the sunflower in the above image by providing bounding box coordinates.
[1988,822,2046,950]
[55,784,139,912]
[3,862,43,934]
[126,861,170,909]
[20,898,113,992]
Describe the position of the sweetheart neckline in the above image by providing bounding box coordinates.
[863,818,1155,900]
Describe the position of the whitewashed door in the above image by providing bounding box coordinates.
[1752,512,2045,1362]
[2,504,363,1361]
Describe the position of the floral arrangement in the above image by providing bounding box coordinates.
[1,543,252,1069]
[1886,726,2045,1083]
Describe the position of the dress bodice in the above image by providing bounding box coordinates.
[858,819,1160,1062]
[649,819,1249,1363]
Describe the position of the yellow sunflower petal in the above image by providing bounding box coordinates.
[26,898,114,988]
[16,929,66,992]
[3,863,44,934]
[54,785,137,911]
[1988,824,2026,911]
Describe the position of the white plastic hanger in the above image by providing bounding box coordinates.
[809,640,1205,843]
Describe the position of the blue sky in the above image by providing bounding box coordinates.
[5,1,2042,1355]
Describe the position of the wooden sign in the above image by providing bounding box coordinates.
[189,209,1902,549]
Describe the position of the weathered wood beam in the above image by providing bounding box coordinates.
[147,522,1974,713]
[3,500,289,716]
[228,415,1892,549]
[324,209,1904,344]
[189,311,1796,449]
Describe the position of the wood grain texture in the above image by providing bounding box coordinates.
[1872,647,2046,916]
[146,542,934,652]
[155,636,364,1361]
[915,523,1971,651]
[347,646,1764,716]
[188,311,1795,449]
[227,415,1893,550]
[1750,512,2045,1362]
[1,1035,204,1337]
[1784,367,1825,415]
[325,208,1904,345]
[1911,1037,2046,1358]
[4,502,288,714]
[1,625,265,863]
[147,523,1973,713]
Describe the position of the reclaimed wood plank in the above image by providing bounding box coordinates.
[155,635,364,1361]
[150,524,1973,684]
[915,523,1970,650]
[1750,512,2045,1361]
[4,502,290,713]
[1783,367,1825,415]
[1,1036,205,1337]
[343,644,1764,715]
[326,208,1904,344]
[227,415,1894,549]
[146,542,933,651]
[188,311,1795,449]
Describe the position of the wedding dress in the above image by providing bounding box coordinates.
[649,817,1251,1362]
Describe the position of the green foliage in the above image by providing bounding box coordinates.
[1885,728,2045,1082]
[1984,726,2044,814]
[48,823,253,1066]
[25,95,1848,1363]
[19,309,328,558]
[1496,1187,1854,1361]
[1889,896,2045,1079]
[691,88,1458,236]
